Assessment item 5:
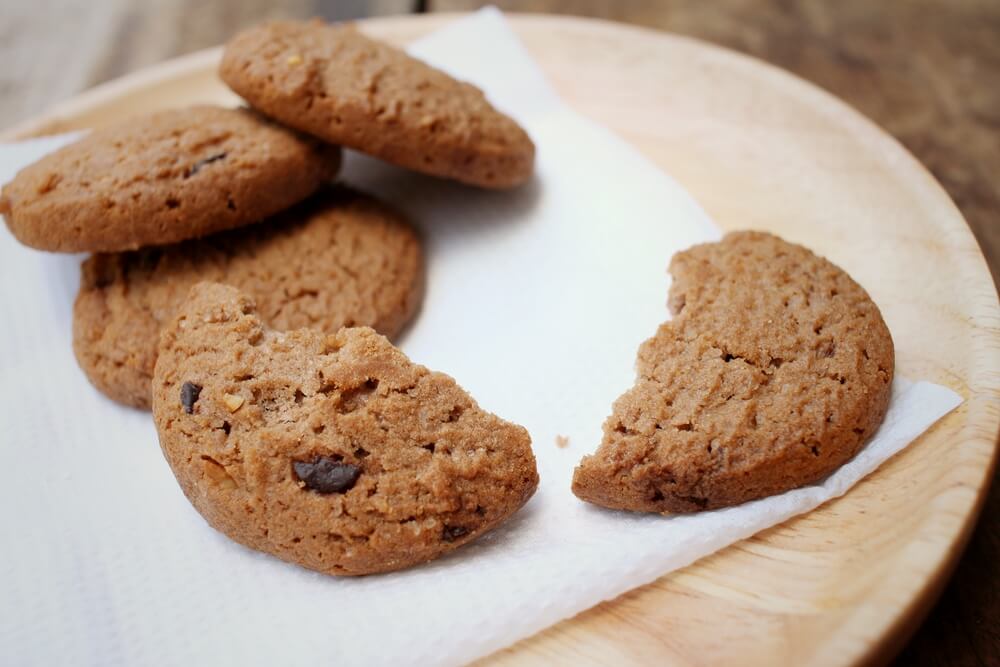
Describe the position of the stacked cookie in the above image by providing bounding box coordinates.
[0,20,538,575]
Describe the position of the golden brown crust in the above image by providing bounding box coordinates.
[152,282,538,576]
[220,20,534,189]
[572,231,895,513]
[1,105,340,252]
[73,188,423,409]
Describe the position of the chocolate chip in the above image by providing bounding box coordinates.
[185,152,228,178]
[180,382,202,414]
[442,525,469,542]
[293,457,360,494]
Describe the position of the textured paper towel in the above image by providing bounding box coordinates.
[0,8,963,667]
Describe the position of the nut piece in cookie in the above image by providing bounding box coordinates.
[220,19,535,189]
[572,231,894,513]
[73,187,423,409]
[152,282,538,575]
[0,105,341,253]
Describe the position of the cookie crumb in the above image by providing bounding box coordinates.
[222,393,245,412]
[555,435,570,448]
[286,54,302,65]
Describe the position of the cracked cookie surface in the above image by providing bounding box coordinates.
[74,188,423,409]
[220,20,534,189]
[0,105,340,252]
[152,282,538,576]
[572,231,894,513]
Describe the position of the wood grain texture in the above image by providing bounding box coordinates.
[3,13,998,666]
[421,7,998,664]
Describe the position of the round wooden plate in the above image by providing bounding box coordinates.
[5,13,998,667]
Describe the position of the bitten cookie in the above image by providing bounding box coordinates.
[152,282,538,576]
[74,188,422,409]
[572,231,894,513]
[220,20,534,189]
[0,105,340,252]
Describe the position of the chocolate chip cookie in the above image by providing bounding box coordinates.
[572,231,894,513]
[74,188,422,409]
[220,20,535,188]
[0,105,340,252]
[152,282,538,575]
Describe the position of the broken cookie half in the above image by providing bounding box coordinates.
[573,231,894,513]
[152,282,538,575]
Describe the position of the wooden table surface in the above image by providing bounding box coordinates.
[2,1,996,665]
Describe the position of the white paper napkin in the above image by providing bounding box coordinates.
[0,8,963,667]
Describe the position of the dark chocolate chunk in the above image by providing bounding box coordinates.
[293,457,361,494]
[186,152,228,178]
[180,381,202,414]
[442,525,469,542]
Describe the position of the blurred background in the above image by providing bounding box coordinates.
[3,1,997,664]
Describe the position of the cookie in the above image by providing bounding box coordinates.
[572,231,894,513]
[220,20,535,189]
[0,105,340,252]
[74,188,422,409]
[152,282,538,576]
